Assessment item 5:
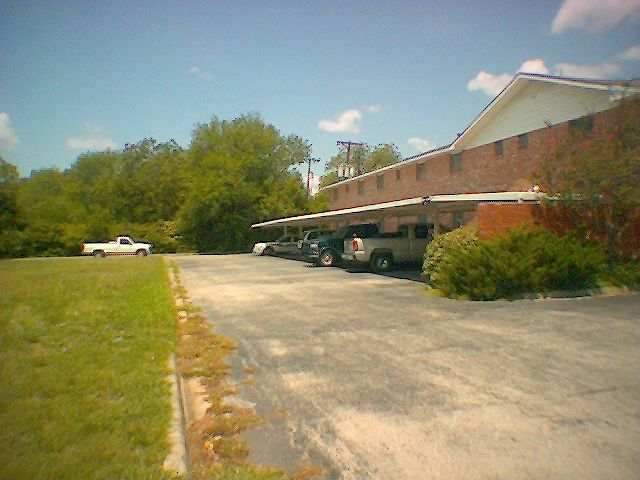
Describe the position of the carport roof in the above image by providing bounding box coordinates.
[251,191,542,228]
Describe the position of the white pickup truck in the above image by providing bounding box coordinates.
[81,236,153,257]
[341,224,431,272]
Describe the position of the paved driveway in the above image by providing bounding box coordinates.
[174,254,640,480]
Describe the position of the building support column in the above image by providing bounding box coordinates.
[284,225,289,237]
[432,207,440,237]
[378,216,387,233]
[297,225,303,238]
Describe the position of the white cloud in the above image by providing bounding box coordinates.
[467,59,550,97]
[65,124,116,151]
[519,58,550,75]
[620,44,640,60]
[467,71,513,96]
[366,104,383,113]
[551,0,640,34]
[318,109,362,133]
[188,65,213,81]
[407,137,435,152]
[468,55,624,98]
[554,62,621,78]
[0,112,18,149]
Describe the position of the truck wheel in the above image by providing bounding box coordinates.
[136,249,148,257]
[93,250,106,258]
[263,247,274,256]
[319,249,336,267]
[370,253,393,273]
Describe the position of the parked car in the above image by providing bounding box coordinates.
[297,229,333,250]
[341,224,432,272]
[252,234,301,256]
[81,236,153,257]
[301,223,379,267]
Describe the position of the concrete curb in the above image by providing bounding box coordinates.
[163,354,189,476]
[163,262,191,477]
[425,285,635,301]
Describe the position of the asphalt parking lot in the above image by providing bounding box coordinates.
[174,254,640,480]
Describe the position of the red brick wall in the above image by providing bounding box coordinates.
[476,203,640,259]
[476,203,540,239]
[326,109,613,211]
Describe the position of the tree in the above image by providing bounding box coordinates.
[320,143,401,187]
[536,96,640,259]
[177,114,312,251]
[0,157,19,230]
[3,113,318,256]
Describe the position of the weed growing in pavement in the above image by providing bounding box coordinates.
[168,261,324,480]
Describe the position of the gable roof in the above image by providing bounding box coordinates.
[321,73,639,191]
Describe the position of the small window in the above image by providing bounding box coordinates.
[494,140,503,156]
[376,175,384,191]
[450,153,462,172]
[396,169,401,181]
[357,181,365,195]
[518,133,528,149]
[569,115,594,134]
[120,238,131,245]
[416,162,426,180]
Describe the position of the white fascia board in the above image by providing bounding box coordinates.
[251,191,543,228]
[323,74,638,194]
[251,196,426,228]
[425,191,543,204]
[452,74,640,151]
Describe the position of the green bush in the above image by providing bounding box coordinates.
[600,262,640,287]
[423,227,478,285]
[434,227,607,300]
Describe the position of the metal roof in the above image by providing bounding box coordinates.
[251,191,542,228]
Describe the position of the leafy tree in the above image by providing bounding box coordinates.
[0,157,19,230]
[178,114,311,251]
[320,143,401,187]
[2,113,320,256]
[536,96,640,259]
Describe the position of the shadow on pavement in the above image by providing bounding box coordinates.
[344,264,425,283]
[259,253,426,283]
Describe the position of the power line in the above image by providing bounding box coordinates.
[336,140,364,177]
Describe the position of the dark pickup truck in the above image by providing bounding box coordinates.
[301,223,379,267]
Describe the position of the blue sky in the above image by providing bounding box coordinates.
[1,0,639,181]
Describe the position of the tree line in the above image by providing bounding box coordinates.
[0,114,336,257]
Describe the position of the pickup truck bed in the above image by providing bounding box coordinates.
[342,224,430,272]
[81,236,152,257]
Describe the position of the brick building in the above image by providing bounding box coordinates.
[253,73,638,236]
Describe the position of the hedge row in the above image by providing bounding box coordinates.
[423,227,613,300]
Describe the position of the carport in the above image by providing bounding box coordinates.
[250,191,542,236]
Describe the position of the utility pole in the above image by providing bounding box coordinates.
[306,156,320,197]
[337,140,364,177]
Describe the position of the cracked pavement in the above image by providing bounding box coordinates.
[174,254,640,480]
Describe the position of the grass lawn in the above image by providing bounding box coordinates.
[0,257,176,480]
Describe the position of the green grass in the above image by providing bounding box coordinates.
[0,257,176,480]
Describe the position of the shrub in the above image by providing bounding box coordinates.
[600,262,640,287]
[423,227,478,285]
[434,227,607,300]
